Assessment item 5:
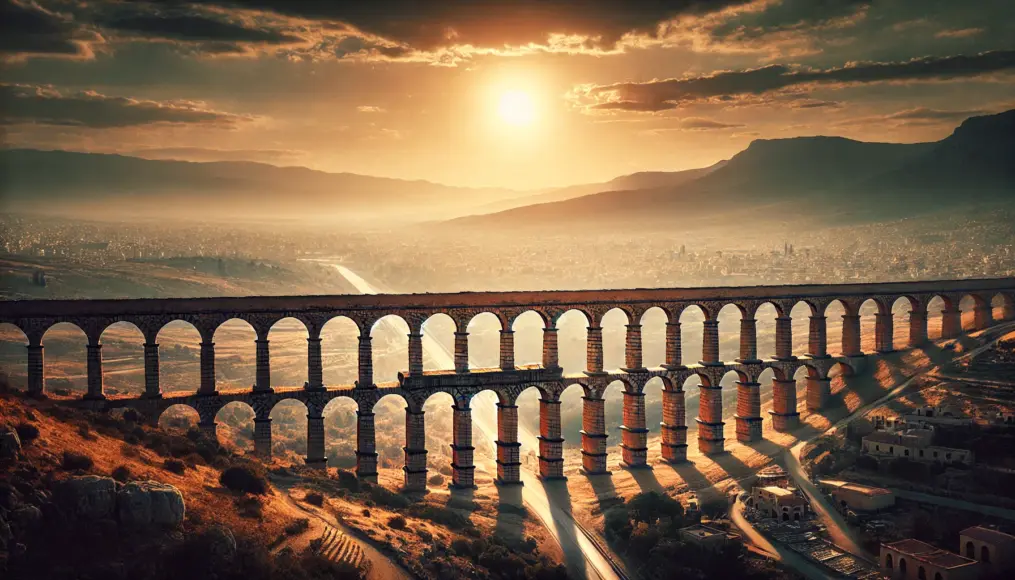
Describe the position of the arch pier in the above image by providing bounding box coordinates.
[3,278,1012,490]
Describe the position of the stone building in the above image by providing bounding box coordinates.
[819,480,895,513]
[752,486,807,521]
[880,539,979,580]
[959,526,1015,575]
[678,524,740,552]
[862,429,974,465]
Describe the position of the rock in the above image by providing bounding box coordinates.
[204,525,237,563]
[12,505,41,531]
[0,428,21,460]
[0,513,11,544]
[117,481,185,528]
[56,475,117,520]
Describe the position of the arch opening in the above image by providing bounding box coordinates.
[601,308,630,372]
[373,393,409,475]
[716,303,741,363]
[790,301,813,358]
[927,296,948,340]
[891,297,915,351]
[824,300,846,357]
[858,299,881,354]
[41,322,87,396]
[323,396,359,469]
[0,323,29,391]
[640,307,668,368]
[371,314,409,384]
[158,403,199,433]
[156,321,202,395]
[267,317,309,388]
[214,401,255,452]
[679,305,706,365]
[466,312,502,370]
[270,399,308,465]
[755,302,779,361]
[421,313,456,372]
[321,316,359,387]
[557,310,590,375]
[422,391,456,480]
[213,318,256,391]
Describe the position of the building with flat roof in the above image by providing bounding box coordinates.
[678,524,740,552]
[862,429,974,465]
[752,485,807,522]
[820,480,896,513]
[881,538,979,580]
[960,526,1015,574]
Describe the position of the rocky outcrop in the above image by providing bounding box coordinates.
[56,475,184,528]
[117,481,185,528]
[0,426,21,460]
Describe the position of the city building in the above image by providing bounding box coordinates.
[819,480,896,513]
[752,486,807,521]
[677,524,740,552]
[959,526,1015,574]
[880,539,979,580]
[862,429,974,465]
[905,405,973,427]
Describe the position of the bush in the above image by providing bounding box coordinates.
[111,465,132,482]
[335,470,360,492]
[388,515,407,530]
[14,422,40,443]
[120,442,141,458]
[305,491,325,507]
[62,451,94,471]
[164,458,186,475]
[220,465,267,494]
[450,538,472,557]
[370,484,410,509]
[428,474,445,486]
[361,508,371,517]
[285,518,310,535]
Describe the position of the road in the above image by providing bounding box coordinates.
[329,264,624,580]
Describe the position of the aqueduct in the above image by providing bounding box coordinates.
[2,278,1013,491]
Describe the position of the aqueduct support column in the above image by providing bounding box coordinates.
[620,390,649,468]
[496,403,522,485]
[454,331,469,373]
[770,378,800,432]
[586,326,604,374]
[500,330,515,370]
[661,388,687,463]
[973,304,993,330]
[253,416,272,460]
[27,343,44,396]
[808,316,828,358]
[357,334,373,387]
[307,337,323,389]
[538,397,566,479]
[403,410,427,491]
[806,376,832,412]
[307,412,328,470]
[734,381,762,443]
[941,307,961,339]
[254,337,271,392]
[199,341,216,395]
[624,324,645,371]
[542,327,559,369]
[875,312,894,353]
[451,403,476,488]
[580,396,608,474]
[663,321,682,369]
[739,318,759,362]
[143,342,160,398]
[697,383,725,455]
[908,310,928,347]
[842,314,862,356]
[354,410,375,478]
[408,332,423,376]
[85,342,104,400]
[775,316,794,360]
[701,319,720,365]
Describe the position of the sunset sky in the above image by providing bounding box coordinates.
[3,0,1015,189]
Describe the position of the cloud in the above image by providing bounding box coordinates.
[128,147,303,163]
[356,105,385,113]
[679,117,746,130]
[833,107,989,127]
[0,83,251,128]
[574,50,1015,112]
[0,0,102,61]
[96,11,305,45]
[934,28,984,39]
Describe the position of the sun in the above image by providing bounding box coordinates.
[497,90,536,127]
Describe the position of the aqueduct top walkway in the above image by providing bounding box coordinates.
[2,277,1013,490]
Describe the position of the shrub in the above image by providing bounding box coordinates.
[61,451,94,471]
[428,474,444,486]
[335,470,360,492]
[235,495,263,519]
[361,508,371,517]
[220,465,267,494]
[450,538,472,557]
[14,422,40,444]
[285,518,310,535]
[388,515,407,530]
[305,491,325,506]
[370,484,410,509]
[164,458,186,475]
[111,465,132,483]
[120,442,141,458]
[417,528,433,542]
[76,423,96,441]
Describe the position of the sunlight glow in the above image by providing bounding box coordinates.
[497,90,536,127]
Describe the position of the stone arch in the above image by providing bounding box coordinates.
[214,400,255,451]
[158,403,199,433]
[926,295,948,340]
[981,545,990,563]
[556,309,590,375]
[558,382,587,451]
[891,296,917,350]
[858,298,881,354]
[640,306,668,368]
[466,388,504,480]
[716,303,742,363]
[421,313,456,372]
[322,395,359,469]
[371,314,410,384]
[959,293,986,330]
[155,320,202,395]
[422,391,457,476]
[511,310,545,366]
[789,301,813,358]
[213,318,256,391]
[99,321,145,397]
[885,553,893,570]
[601,380,627,459]
[373,393,409,472]
[899,557,907,575]
[918,566,926,580]
[320,315,359,387]
[600,307,630,372]
[41,322,88,395]
[755,302,780,360]
[267,316,309,388]
[0,323,28,391]
[678,305,706,365]
[823,299,847,357]
[466,312,503,370]
[965,540,975,558]
[992,292,1014,321]
[270,398,309,463]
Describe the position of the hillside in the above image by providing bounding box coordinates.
[0,149,525,223]
[448,109,1015,230]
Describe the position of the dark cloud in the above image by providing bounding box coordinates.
[679,117,745,130]
[95,10,304,44]
[885,107,987,121]
[710,0,870,40]
[581,50,1015,112]
[0,0,98,60]
[0,83,249,128]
